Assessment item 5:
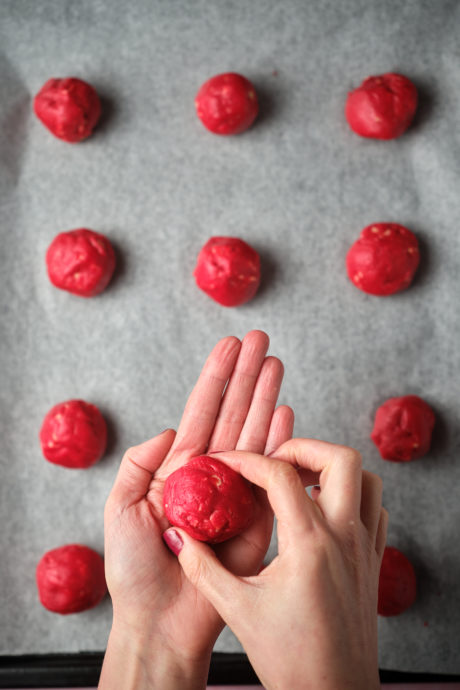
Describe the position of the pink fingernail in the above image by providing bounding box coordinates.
[163,529,183,556]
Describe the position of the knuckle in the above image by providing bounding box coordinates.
[270,461,299,489]
[123,446,138,463]
[103,495,122,524]
[338,446,362,470]
[374,474,384,494]
[364,469,383,492]
[241,431,264,449]
[187,555,209,589]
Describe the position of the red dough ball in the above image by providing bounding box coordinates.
[345,73,417,139]
[34,77,101,143]
[40,399,107,469]
[371,395,435,462]
[36,544,107,614]
[378,546,417,616]
[194,236,261,307]
[163,455,255,544]
[46,228,116,297]
[346,223,419,296]
[195,72,258,135]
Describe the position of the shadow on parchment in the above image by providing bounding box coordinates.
[406,77,438,135]
[103,236,129,294]
[429,402,452,460]
[98,406,119,461]
[244,70,289,133]
[407,228,433,291]
[93,88,119,138]
[0,52,31,185]
[251,245,279,303]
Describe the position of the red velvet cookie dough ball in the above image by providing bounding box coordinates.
[345,73,417,139]
[378,546,417,616]
[194,236,261,307]
[40,399,107,469]
[195,72,258,135]
[34,77,101,143]
[36,544,107,614]
[346,223,419,296]
[163,456,255,544]
[371,395,435,462]
[46,228,116,297]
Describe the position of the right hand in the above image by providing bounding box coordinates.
[166,438,388,690]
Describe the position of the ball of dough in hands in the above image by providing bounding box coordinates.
[163,456,255,544]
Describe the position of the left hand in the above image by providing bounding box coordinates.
[102,331,294,674]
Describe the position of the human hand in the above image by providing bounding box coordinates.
[168,438,388,690]
[100,331,293,689]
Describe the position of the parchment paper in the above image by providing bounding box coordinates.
[1,0,459,674]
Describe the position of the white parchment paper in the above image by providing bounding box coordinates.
[1,0,459,674]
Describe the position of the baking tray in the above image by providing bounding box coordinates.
[1,0,460,682]
[0,653,459,688]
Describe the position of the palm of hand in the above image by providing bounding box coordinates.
[104,332,293,659]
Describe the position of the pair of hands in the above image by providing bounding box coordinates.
[99,330,387,690]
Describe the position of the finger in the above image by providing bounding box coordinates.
[163,527,247,628]
[214,486,275,576]
[360,470,383,538]
[207,330,269,452]
[171,336,241,455]
[214,509,273,576]
[210,450,316,536]
[108,429,176,509]
[375,508,389,559]
[264,405,295,456]
[271,438,363,525]
[257,404,295,515]
[236,357,285,453]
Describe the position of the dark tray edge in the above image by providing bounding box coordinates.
[0,653,459,687]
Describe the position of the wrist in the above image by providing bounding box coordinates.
[99,620,211,690]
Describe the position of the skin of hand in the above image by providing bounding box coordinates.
[99,330,294,690]
[165,438,388,690]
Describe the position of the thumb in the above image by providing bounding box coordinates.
[163,527,246,621]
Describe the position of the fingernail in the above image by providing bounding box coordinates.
[163,529,183,556]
